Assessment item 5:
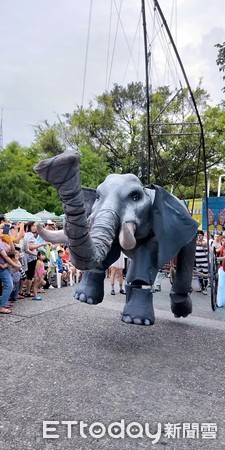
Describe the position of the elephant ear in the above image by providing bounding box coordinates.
[146,185,199,268]
[82,187,96,217]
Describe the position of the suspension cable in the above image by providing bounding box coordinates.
[81,0,93,107]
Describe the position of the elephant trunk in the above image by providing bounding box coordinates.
[65,206,120,269]
[34,151,119,270]
[119,222,136,250]
[36,227,68,244]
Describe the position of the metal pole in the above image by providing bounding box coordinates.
[217,174,225,196]
[141,0,151,184]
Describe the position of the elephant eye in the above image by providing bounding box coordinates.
[131,191,141,201]
[96,192,100,200]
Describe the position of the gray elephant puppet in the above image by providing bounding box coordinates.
[34,150,198,326]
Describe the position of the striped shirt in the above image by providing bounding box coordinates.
[195,244,208,277]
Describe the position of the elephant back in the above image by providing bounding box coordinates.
[148,185,199,268]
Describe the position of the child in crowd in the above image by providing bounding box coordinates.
[217,237,225,308]
[8,250,21,302]
[32,250,47,301]
[55,249,70,286]
[8,250,22,303]
[62,244,76,279]
[195,230,208,295]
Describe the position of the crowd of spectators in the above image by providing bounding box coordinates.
[0,216,76,314]
[210,231,225,307]
[194,230,225,306]
[1,212,225,315]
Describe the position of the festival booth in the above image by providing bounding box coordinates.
[5,207,42,223]
[34,209,62,225]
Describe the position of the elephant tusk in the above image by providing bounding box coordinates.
[36,224,68,244]
[119,222,136,250]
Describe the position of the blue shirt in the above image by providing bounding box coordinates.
[56,256,64,272]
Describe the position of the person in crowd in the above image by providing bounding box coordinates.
[9,222,26,244]
[195,230,208,295]
[37,219,56,248]
[216,236,225,308]
[62,244,76,279]
[110,253,126,295]
[212,232,222,254]
[8,250,22,303]
[55,249,70,285]
[36,220,59,290]
[0,218,10,296]
[24,221,50,297]
[0,232,21,314]
[0,215,6,225]
[32,250,47,301]
[16,223,33,298]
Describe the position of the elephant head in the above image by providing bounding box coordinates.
[34,151,154,269]
[34,150,198,270]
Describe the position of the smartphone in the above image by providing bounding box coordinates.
[3,224,10,234]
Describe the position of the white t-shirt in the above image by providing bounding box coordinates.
[24,232,37,263]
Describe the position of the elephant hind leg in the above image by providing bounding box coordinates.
[34,150,79,190]
[169,238,195,318]
[170,292,192,318]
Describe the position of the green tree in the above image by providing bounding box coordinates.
[215,42,225,93]
[34,120,65,157]
[33,81,225,199]
[0,142,63,214]
[79,146,110,188]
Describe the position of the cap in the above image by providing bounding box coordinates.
[44,220,54,225]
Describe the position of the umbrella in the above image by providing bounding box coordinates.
[34,209,62,224]
[5,207,42,223]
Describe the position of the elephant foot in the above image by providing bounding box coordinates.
[74,269,105,305]
[34,150,79,190]
[170,291,192,318]
[121,284,155,326]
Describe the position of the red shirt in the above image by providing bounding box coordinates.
[62,253,70,263]
[219,246,225,271]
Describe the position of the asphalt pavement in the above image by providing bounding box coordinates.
[0,276,225,450]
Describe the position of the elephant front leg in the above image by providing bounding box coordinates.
[74,245,121,305]
[74,269,105,305]
[170,237,196,318]
[121,243,156,326]
[122,284,155,325]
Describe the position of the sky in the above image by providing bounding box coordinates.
[0,0,225,147]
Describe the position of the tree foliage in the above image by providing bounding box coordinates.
[34,81,225,198]
[215,42,225,93]
[0,141,63,214]
[2,80,225,214]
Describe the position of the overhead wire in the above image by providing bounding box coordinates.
[105,0,113,91]
[106,0,123,91]
[110,0,141,88]
[81,0,205,205]
[149,0,208,245]
[121,13,142,85]
[81,0,93,107]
